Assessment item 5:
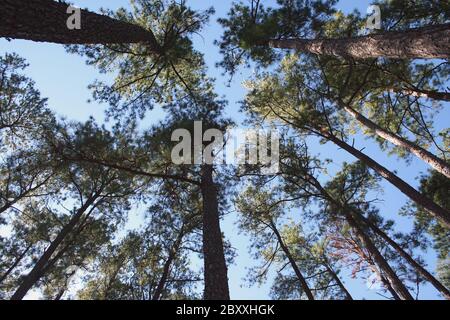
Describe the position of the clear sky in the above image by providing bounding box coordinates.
[1,0,448,300]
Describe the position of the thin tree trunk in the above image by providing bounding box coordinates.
[152,229,185,301]
[269,220,315,300]
[0,0,161,52]
[0,244,32,284]
[323,263,353,300]
[391,88,450,102]
[265,23,450,59]
[379,273,401,300]
[10,195,99,300]
[342,104,450,178]
[360,215,450,300]
[200,165,230,300]
[323,132,450,228]
[343,211,414,300]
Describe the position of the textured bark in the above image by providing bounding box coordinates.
[269,220,315,300]
[10,195,98,300]
[200,165,230,300]
[343,211,414,300]
[342,104,450,178]
[324,263,353,300]
[361,215,450,300]
[0,0,161,52]
[0,244,32,284]
[152,229,185,301]
[266,23,450,59]
[323,132,450,228]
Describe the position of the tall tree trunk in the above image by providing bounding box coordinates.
[10,195,99,300]
[343,211,414,300]
[342,104,450,178]
[392,88,450,102]
[323,132,450,228]
[379,273,401,300]
[269,220,315,300]
[200,165,230,300]
[152,229,185,301]
[0,244,32,284]
[0,0,161,52]
[323,263,353,300]
[360,215,450,300]
[265,23,450,59]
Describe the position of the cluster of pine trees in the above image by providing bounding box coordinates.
[0,0,449,300]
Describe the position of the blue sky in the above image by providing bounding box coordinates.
[1,0,448,300]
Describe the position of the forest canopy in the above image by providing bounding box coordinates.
[0,0,449,301]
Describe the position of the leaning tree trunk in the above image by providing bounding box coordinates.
[0,244,32,284]
[0,0,161,52]
[200,165,230,300]
[342,104,450,178]
[323,132,450,229]
[265,23,450,59]
[343,211,414,300]
[391,88,450,102]
[323,263,353,300]
[152,229,185,301]
[270,220,315,300]
[10,195,98,300]
[360,215,450,300]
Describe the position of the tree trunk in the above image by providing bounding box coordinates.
[266,23,450,59]
[0,0,161,52]
[200,165,230,300]
[379,273,401,300]
[342,104,450,178]
[152,229,185,301]
[360,215,450,300]
[323,263,353,300]
[343,211,414,300]
[269,220,315,300]
[10,195,98,300]
[323,132,450,228]
[392,88,450,102]
[0,244,32,284]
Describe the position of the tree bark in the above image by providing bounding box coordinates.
[343,211,414,300]
[360,215,450,300]
[10,194,99,300]
[269,220,315,300]
[0,0,161,52]
[342,104,450,178]
[266,23,450,59]
[200,165,230,300]
[323,132,450,228]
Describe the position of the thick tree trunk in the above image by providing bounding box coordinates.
[152,229,184,301]
[323,132,450,228]
[200,165,230,300]
[10,195,98,300]
[342,104,450,178]
[266,23,450,59]
[0,244,32,284]
[343,211,414,300]
[269,220,315,300]
[392,88,450,102]
[360,215,450,300]
[0,0,161,52]
[323,263,353,300]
